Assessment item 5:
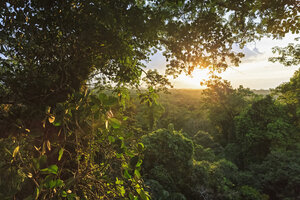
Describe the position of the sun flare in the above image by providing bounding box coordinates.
[170,68,211,89]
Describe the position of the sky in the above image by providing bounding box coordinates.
[146,33,299,89]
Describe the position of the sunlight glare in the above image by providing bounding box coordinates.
[170,68,211,89]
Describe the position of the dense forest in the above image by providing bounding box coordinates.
[134,73,300,199]
[0,0,299,199]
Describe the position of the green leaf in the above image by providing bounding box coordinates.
[48,165,58,174]
[49,179,56,188]
[137,143,144,152]
[139,190,148,200]
[124,169,131,179]
[115,177,123,185]
[129,193,135,200]
[35,187,40,199]
[108,136,115,143]
[43,176,64,189]
[125,150,134,157]
[118,186,126,197]
[41,165,58,175]
[53,121,61,127]
[134,169,141,179]
[55,179,64,187]
[109,118,121,129]
[61,191,67,197]
[136,159,143,168]
[58,148,64,161]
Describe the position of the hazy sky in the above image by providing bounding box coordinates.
[147,33,299,89]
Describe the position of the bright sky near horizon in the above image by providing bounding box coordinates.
[147,33,299,89]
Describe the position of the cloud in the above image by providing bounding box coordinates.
[148,44,268,71]
[232,44,266,63]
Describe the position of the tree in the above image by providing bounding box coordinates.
[141,128,194,198]
[1,0,298,108]
[272,69,300,128]
[233,95,296,169]
[0,0,299,199]
[0,90,150,199]
[251,148,300,199]
[137,70,169,131]
[269,38,300,66]
[0,1,160,106]
[201,77,255,146]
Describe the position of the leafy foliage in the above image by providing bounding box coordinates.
[0,90,150,199]
[269,38,300,66]
[201,77,256,146]
[0,0,299,199]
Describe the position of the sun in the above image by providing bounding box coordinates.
[170,68,211,89]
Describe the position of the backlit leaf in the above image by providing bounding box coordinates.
[48,115,55,123]
[47,140,51,151]
[12,146,20,158]
[58,148,64,161]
